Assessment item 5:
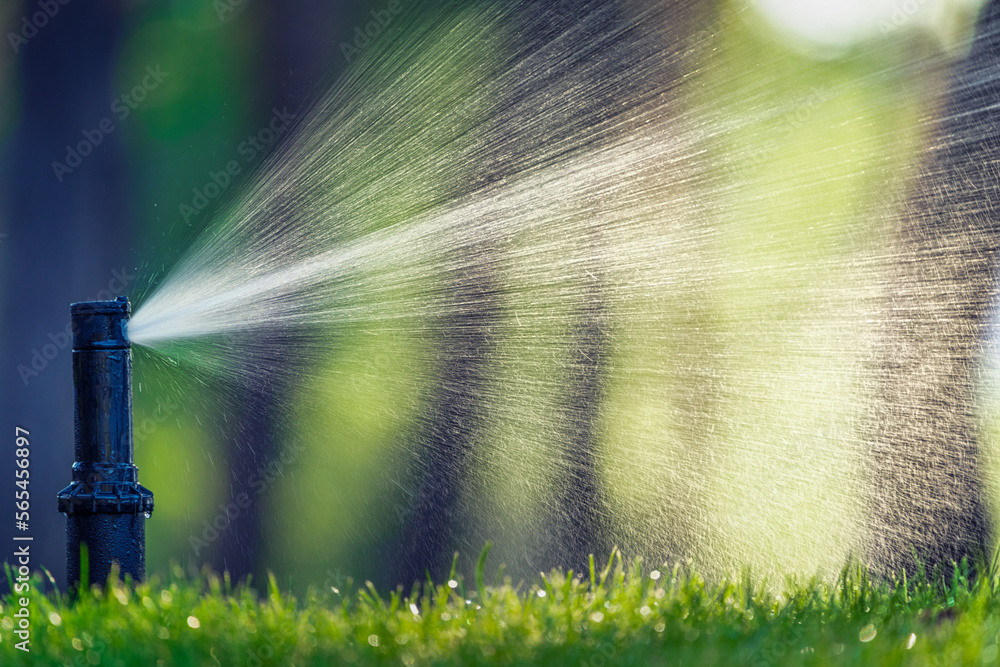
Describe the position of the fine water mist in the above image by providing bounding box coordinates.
[127,0,999,584]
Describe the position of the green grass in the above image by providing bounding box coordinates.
[2,548,999,666]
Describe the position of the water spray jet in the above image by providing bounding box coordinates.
[57,296,154,590]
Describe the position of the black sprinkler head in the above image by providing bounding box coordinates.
[57,296,153,590]
[70,296,131,350]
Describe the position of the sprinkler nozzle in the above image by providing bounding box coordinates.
[57,296,153,590]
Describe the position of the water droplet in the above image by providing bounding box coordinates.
[859,624,876,642]
[906,633,916,650]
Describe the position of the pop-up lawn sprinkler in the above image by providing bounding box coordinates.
[57,296,153,590]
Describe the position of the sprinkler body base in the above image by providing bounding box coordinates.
[65,513,147,585]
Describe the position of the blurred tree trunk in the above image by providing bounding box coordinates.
[547,0,709,575]
[214,0,350,581]
[866,0,1000,578]
[0,2,128,593]
[386,2,505,586]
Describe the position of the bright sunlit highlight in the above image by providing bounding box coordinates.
[751,0,982,49]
